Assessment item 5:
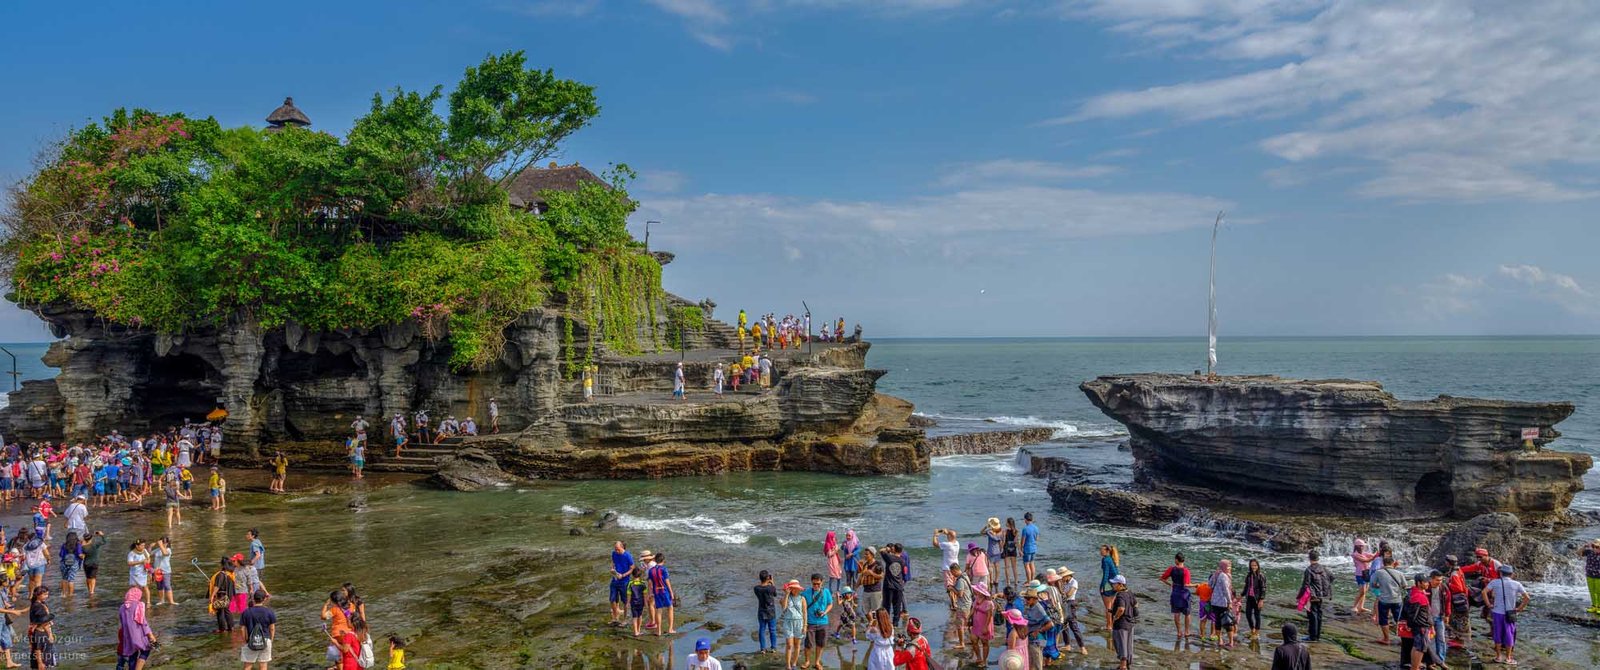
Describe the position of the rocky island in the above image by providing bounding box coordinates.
[1077,373,1591,518]
[0,52,925,481]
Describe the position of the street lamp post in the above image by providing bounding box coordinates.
[645,220,660,252]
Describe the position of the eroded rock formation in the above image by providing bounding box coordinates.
[1081,374,1592,518]
[926,428,1055,456]
[0,300,926,479]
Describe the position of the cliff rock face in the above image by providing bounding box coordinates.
[0,302,925,479]
[926,428,1055,457]
[1081,374,1592,518]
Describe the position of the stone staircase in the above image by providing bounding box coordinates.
[365,435,467,473]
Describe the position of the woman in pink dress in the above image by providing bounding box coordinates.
[970,582,995,663]
[824,531,843,594]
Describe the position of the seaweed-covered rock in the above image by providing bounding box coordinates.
[429,448,521,491]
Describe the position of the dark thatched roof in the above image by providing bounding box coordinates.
[506,163,606,209]
[266,97,311,128]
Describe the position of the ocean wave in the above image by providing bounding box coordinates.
[917,413,1124,440]
[615,512,758,544]
[931,454,1026,474]
[560,504,585,514]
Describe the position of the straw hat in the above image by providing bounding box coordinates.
[987,517,1002,531]
[1058,566,1075,578]
[638,550,654,561]
[1044,569,1059,583]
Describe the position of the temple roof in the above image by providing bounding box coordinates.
[506,162,606,209]
[266,97,311,129]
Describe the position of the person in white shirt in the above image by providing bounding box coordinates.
[65,494,89,536]
[687,637,722,670]
[487,398,499,434]
[1485,564,1530,665]
[932,529,961,607]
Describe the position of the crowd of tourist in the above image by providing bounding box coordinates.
[599,513,1566,670]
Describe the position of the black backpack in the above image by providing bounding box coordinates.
[246,619,268,651]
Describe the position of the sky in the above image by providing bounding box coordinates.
[1,0,1598,341]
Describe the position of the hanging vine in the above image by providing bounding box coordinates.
[569,251,661,356]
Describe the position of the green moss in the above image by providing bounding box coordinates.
[665,304,706,349]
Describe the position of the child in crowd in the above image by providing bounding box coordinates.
[387,634,407,669]
[628,566,649,636]
[832,586,860,643]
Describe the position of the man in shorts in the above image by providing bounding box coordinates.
[239,590,276,669]
[1021,512,1041,582]
[609,541,633,625]
[801,573,834,668]
[647,552,676,635]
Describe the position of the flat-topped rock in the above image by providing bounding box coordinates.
[1081,373,1592,518]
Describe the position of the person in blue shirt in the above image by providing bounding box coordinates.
[801,573,834,669]
[1021,512,1041,582]
[609,541,634,625]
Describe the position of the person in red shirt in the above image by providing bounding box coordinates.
[892,617,932,670]
[1443,555,1470,649]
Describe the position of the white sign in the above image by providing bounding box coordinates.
[1521,427,1540,441]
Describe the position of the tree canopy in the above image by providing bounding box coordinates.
[1,51,646,369]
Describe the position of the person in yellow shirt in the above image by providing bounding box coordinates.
[751,323,763,347]
[209,467,224,510]
[388,634,408,669]
[728,363,742,392]
[270,451,289,494]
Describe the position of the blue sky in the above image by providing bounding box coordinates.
[1,0,1597,341]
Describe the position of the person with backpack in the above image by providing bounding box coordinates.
[1399,573,1435,670]
[1208,559,1239,648]
[1442,554,1471,649]
[207,558,238,634]
[648,553,677,636]
[1270,622,1311,670]
[1299,550,1332,642]
[1371,552,1407,645]
[239,590,276,669]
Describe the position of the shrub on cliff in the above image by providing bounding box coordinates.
[1,51,647,370]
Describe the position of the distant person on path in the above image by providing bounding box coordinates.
[1299,550,1333,642]
[116,586,155,670]
[348,439,365,480]
[1109,576,1136,670]
[1098,544,1121,630]
[1160,553,1194,640]
[584,367,595,402]
[758,355,772,390]
[1271,622,1311,670]
[489,397,501,431]
[1581,539,1600,614]
[673,363,686,401]
[270,451,288,493]
[349,416,369,450]
[1020,513,1040,582]
[1484,565,1529,665]
[713,364,725,397]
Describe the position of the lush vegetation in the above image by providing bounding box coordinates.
[1,52,657,369]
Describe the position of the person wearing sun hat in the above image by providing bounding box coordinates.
[1001,608,1030,668]
[1581,539,1600,614]
[1021,583,1055,669]
[779,579,806,669]
[982,518,1005,589]
[965,543,990,595]
[1055,566,1087,654]
[970,580,996,660]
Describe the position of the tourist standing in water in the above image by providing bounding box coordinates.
[239,590,276,670]
[1109,576,1136,670]
[1002,518,1019,586]
[126,540,151,604]
[1020,513,1040,582]
[26,586,53,670]
[780,579,806,670]
[1351,538,1376,615]
[116,586,155,670]
[1484,564,1529,666]
[824,532,843,595]
[1243,559,1267,639]
[208,558,238,634]
[753,570,777,654]
[1581,539,1600,614]
[151,537,175,606]
[81,531,104,597]
[609,541,633,626]
[55,534,82,600]
[865,609,894,670]
[1271,623,1311,670]
[1299,550,1332,642]
[1208,559,1238,647]
[648,552,677,635]
[1159,552,1193,641]
[982,518,1003,591]
[1098,544,1121,630]
[970,581,994,662]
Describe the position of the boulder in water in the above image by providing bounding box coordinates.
[1425,512,1556,580]
[428,448,520,491]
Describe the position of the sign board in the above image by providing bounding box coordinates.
[1521,427,1541,441]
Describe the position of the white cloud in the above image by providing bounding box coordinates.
[636,169,689,194]
[937,159,1119,186]
[1062,0,1600,203]
[636,185,1232,260]
[1409,265,1597,321]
